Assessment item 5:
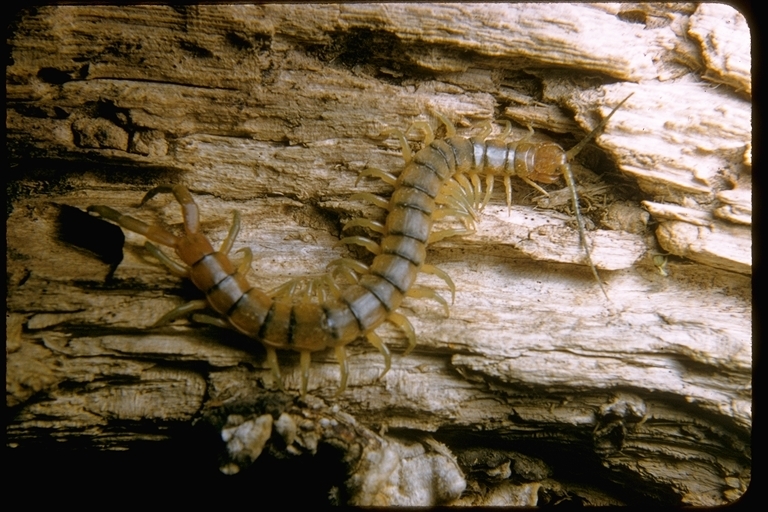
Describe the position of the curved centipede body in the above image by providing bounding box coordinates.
[87,94,631,397]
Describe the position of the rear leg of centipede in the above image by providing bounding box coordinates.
[88,198,206,326]
[140,185,252,272]
[87,205,181,249]
[144,241,188,276]
[140,185,202,234]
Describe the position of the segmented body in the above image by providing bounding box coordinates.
[88,95,630,396]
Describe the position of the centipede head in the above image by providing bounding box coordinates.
[528,142,568,184]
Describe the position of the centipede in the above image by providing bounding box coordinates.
[87,94,632,397]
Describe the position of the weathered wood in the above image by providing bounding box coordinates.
[7,4,751,506]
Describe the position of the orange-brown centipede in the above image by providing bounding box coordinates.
[87,94,631,396]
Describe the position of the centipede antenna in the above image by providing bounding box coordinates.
[562,163,609,300]
[560,94,633,301]
[565,93,634,161]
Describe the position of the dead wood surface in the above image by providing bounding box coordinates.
[7,4,751,506]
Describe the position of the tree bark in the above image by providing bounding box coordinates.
[7,4,751,506]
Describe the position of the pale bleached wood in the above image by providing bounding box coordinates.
[688,3,752,95]
[7,4,751,506]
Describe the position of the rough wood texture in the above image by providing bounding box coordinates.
[7,4,751,506]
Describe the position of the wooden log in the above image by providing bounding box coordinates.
[7,4,751,506]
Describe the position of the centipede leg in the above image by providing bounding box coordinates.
[480,174,495,210]
[427,226,475,244]
[343,218,386,234]
[233,247,253,275]
[432,208,476,230]
[519,124,535,143]
[144,241,189,277]
[328,257,369,275]
[318,273,343,301]
[219,210,241,255]
[476,120,493,139]
[337,235,382,255]
[521,176,550,197]
[503,175,513,214]
[387,311,417,355]
[152,299,209,326]
[269,279,298,300]
[142,185,200,235]
[382,128,412,164]
[334,346,349,397]
[420,264,456,303]
[327,258,369,284]
[430,111,457,137]
[357,168,397,186]
[407,285,450,317]
[498,120,512,139]
[469,173,483,208]
[191,313,231,329]
[407,120,434,145]
[350,192,391,210]
[299,350,311,397]
[87,205,179,248]
[435,179,478,222]
[452,172,482,210]
[366,331,391,378]
[332,268,360,286]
